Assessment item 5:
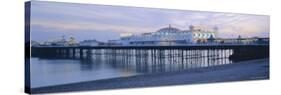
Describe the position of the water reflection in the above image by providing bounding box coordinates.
[31,49,233,88]
[94,49,233,73]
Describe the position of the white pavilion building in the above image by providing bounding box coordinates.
[115,25,217,45]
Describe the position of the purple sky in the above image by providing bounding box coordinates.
[30,1,269,42]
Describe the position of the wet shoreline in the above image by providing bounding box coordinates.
[31,58,269,94]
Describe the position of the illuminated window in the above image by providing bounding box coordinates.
[202,33,206,38]
[197,33,200,38]
[193,33,197,38]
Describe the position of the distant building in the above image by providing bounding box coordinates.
[79,39,100,46]
[116,25,217,45]
[41,36,79,46]
[30,40,40,46]
[54,36,68,46]
[67,37,79,46]
[108,40,122,45]
[213,36,269,45]
[42,41,52,46]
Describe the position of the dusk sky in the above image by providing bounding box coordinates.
[30,1,269,42]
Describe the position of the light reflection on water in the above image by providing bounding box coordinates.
[31,49,233,88]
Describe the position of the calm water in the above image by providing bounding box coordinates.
[31,49,233,88]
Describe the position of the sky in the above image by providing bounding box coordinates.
[30,1,270,42]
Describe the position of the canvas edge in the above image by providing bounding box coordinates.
[24,1,31,94]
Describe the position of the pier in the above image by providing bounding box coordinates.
[31,44,269,63]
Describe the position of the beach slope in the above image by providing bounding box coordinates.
[31,58,269,94]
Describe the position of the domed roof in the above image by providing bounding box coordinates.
[156,25,181,33]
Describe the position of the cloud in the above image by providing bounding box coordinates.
[208,14,269,38]
[30,1,269,42]
[31,19,156,33]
